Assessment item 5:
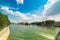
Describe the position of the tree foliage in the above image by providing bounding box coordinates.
[0,12,10,29]
[45,20,55,26]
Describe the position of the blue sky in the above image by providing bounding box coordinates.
[0,0,60,23]
[0,0,47,13]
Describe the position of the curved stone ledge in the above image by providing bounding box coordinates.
[0,27,10,40]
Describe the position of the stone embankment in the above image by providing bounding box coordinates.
[0,27,10,40]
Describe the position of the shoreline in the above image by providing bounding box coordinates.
[0,27,10,40]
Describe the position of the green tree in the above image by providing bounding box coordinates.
[0,12,10,29]
[45,20,55,26]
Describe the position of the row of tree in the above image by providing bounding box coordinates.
[19,20,56,26]
[30,20,55,26]
[0,12,10,29]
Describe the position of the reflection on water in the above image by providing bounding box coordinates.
[8,24,60,40]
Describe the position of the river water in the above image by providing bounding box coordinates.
[8,24,60,40]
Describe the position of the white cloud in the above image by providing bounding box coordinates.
[1,7,30,22]
[42,0,60,21]
[42,0,57,15]
[44,0,57,10]
[1,7,14,14]
[1,6,44,23]
[1,0,60,23]
[46,1,60,16]
[16,0,24,4]
[9,19,18,23]
[1,7,9,11]
[46,13,60,21]
[1,7,30,20]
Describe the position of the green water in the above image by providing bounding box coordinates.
[8,24,60,40]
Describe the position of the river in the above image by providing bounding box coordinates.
[8,24,60,40]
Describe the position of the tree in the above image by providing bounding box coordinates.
[45,20,55,26]
[0,12,10,29]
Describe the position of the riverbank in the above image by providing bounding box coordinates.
[0,27,10,40]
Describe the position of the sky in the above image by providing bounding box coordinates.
[0,0,60,23]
